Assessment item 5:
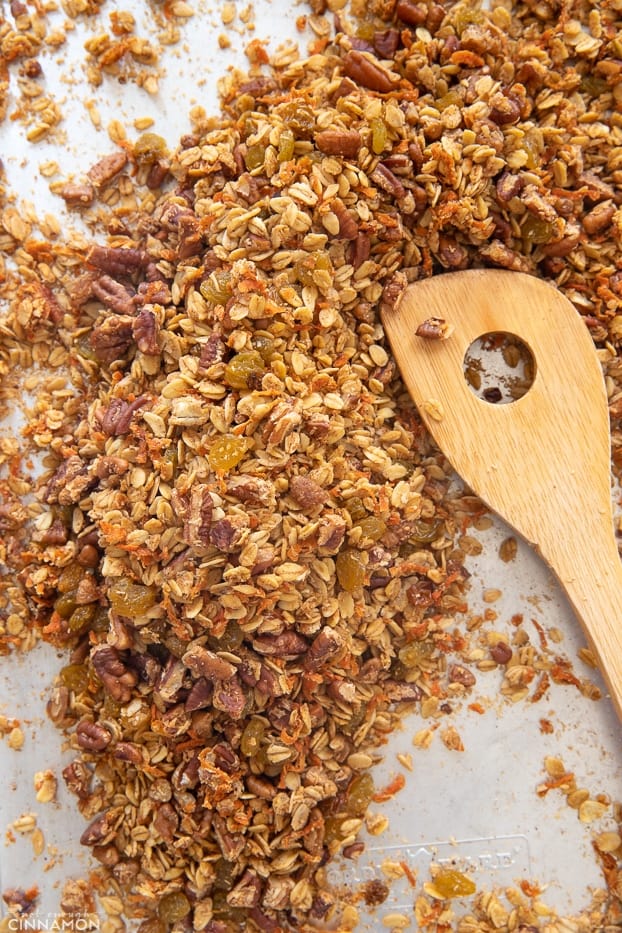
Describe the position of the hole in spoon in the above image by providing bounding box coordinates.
[463,331,536,404]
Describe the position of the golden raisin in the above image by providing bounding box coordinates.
[336,549,366,591]
[278,128,295,162]
[410,518,443,544]
[346,772,375,816]
[356,516,386,542]
[157,891,191,924]
[208,435,247,471]
[370,117,388,154]
[244,144,266,170]
[60,663,89,693]
[108,579,157,618]
[200,270,232,305]
[432,868,476,898]
[68,604,96,634]
[133,132,167,164]
[57,564,84,594]
[345,496,367,521]
[54,590,78,619]
[224,350,266,389]
[398,642,434,668]
[240,718,266,757]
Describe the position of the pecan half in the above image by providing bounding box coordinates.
[91,274,135,314]
[87,245,150,277]
[99,396,146,437]
[314,129,361,158]
[182,645,237,682]
[76,720,112,751]
[371,163,406,200]
[132,308,159,354]
[89,315,134,364]
[87,151,128,187]
[90,645,138,703]
[59,182,95,207]
[252,632,308,658]
[289,474,327,509]
[80,809,119,847]
[342,50,399,93]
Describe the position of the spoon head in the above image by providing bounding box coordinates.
[382,269,611,558]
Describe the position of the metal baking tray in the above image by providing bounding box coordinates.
[1,1,621,928]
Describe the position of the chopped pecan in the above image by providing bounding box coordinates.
[305,627,344,671]
[80,809,119,847]
[448,664,477,687]
[331,197,358,240]
[521,184,557,223]
[212,676,246,719]
[263,397,302,446]
[132,308,159,354]
[185,677,213,711]
[351,232,371,269]
[438,236,469,270]
[489,92,522,126]
[373,28,401,58]
[342,50,399,93]
[395,0,428,25]
[62,760,92,799]
[246,774,276,799]
[91,274,135,314]
[212,813,245,861]
[47,686,72,726]
[152,802,178,843]
[182,645,237,682]
[44,455,87,505]
[2,887,37,915]
[583,201,615,235]
[155,656,187,703]
[87,245,150,277]
[94,455,130,480]
[99,396,146,437]
[199,331,226,367]
[114,741,144,764]
[252,631,308,658]
[76,720,112,751]
[227,870,262,909]
[182,485,214,547]
[209,515,248,552]
[289,474,327,509]
[480,239,532,272]
[177,212,203,259]
[314,129,361,158]
[90,645,138,703]
[496,172,524,201]
[371,163,406,200]
[251,545,276,575]
[385,681,423,703]
[59,182,95,207]
[316,513,347,552]
[40,517,68,546]
[226,475,273,506]
[87,151,128,187]
[89,315,134,364]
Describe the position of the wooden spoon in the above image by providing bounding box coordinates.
[382,268,622,721]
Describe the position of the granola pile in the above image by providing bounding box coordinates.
[2,0,622,930]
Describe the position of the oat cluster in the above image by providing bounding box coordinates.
[2,0,622,930]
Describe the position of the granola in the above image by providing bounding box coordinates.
[2,0,622,930]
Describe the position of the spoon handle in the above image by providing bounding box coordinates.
[383,270,622,722]
[547,525,622,722]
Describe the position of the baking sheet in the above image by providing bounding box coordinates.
[2,0,622,927]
